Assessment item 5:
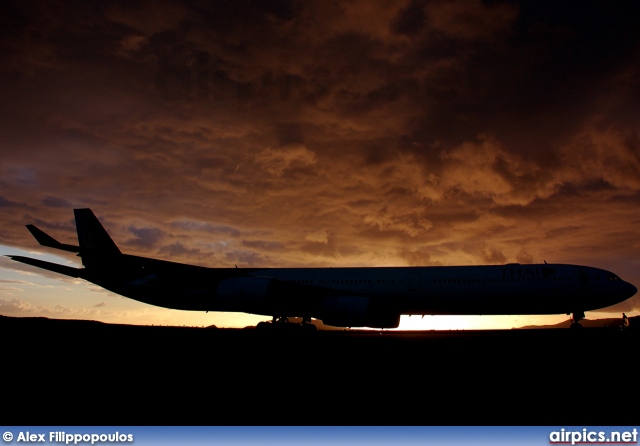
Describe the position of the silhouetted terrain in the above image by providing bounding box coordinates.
[521,315,638,329]
[2,315,636,426]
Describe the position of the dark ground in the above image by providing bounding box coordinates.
[2,315,637,426]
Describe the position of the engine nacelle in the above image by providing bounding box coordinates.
[320,296,400,329]
[216,276,272,312]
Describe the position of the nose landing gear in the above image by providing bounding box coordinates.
[569,310,585,329]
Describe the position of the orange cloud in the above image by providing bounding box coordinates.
[426,0,518,41]
[1,0,639,321]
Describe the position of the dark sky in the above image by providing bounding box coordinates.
[1,0,639,323]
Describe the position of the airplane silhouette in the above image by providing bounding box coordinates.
[7,209,637,329]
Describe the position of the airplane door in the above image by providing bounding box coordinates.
[576,268,590,287]
[323,274,332,286]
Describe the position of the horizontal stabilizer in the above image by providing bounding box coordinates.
[7,255,83,278]
[26,224,80,252]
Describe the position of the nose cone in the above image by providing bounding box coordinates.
[613,280,638,306]
[601,280,638,310]
[625,281,638,299]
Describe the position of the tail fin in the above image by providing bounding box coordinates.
[9,208,119,274]
[74,209,121,256]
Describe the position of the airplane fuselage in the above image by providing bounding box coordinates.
[247,264,632,315]
[79,257,635,328]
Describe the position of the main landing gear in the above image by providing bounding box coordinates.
[255,315,318,332]
[569,310,585,329]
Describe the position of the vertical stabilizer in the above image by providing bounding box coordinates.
[74,209,121,256]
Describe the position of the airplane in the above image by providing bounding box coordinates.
[6,208,637,330]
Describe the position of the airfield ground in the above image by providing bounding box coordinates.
[2,315,636,426]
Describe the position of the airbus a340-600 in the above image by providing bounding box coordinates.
[7,209,637,330]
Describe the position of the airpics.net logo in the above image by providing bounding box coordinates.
[549,428,638,445]
[3,431,133,445]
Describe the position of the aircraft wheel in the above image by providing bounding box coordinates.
[256,321,271,331]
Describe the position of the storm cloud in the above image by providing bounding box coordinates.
[1,0,639,316]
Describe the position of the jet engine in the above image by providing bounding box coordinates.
[320,296,400,329]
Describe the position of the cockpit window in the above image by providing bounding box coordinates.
[609,274,620,281]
